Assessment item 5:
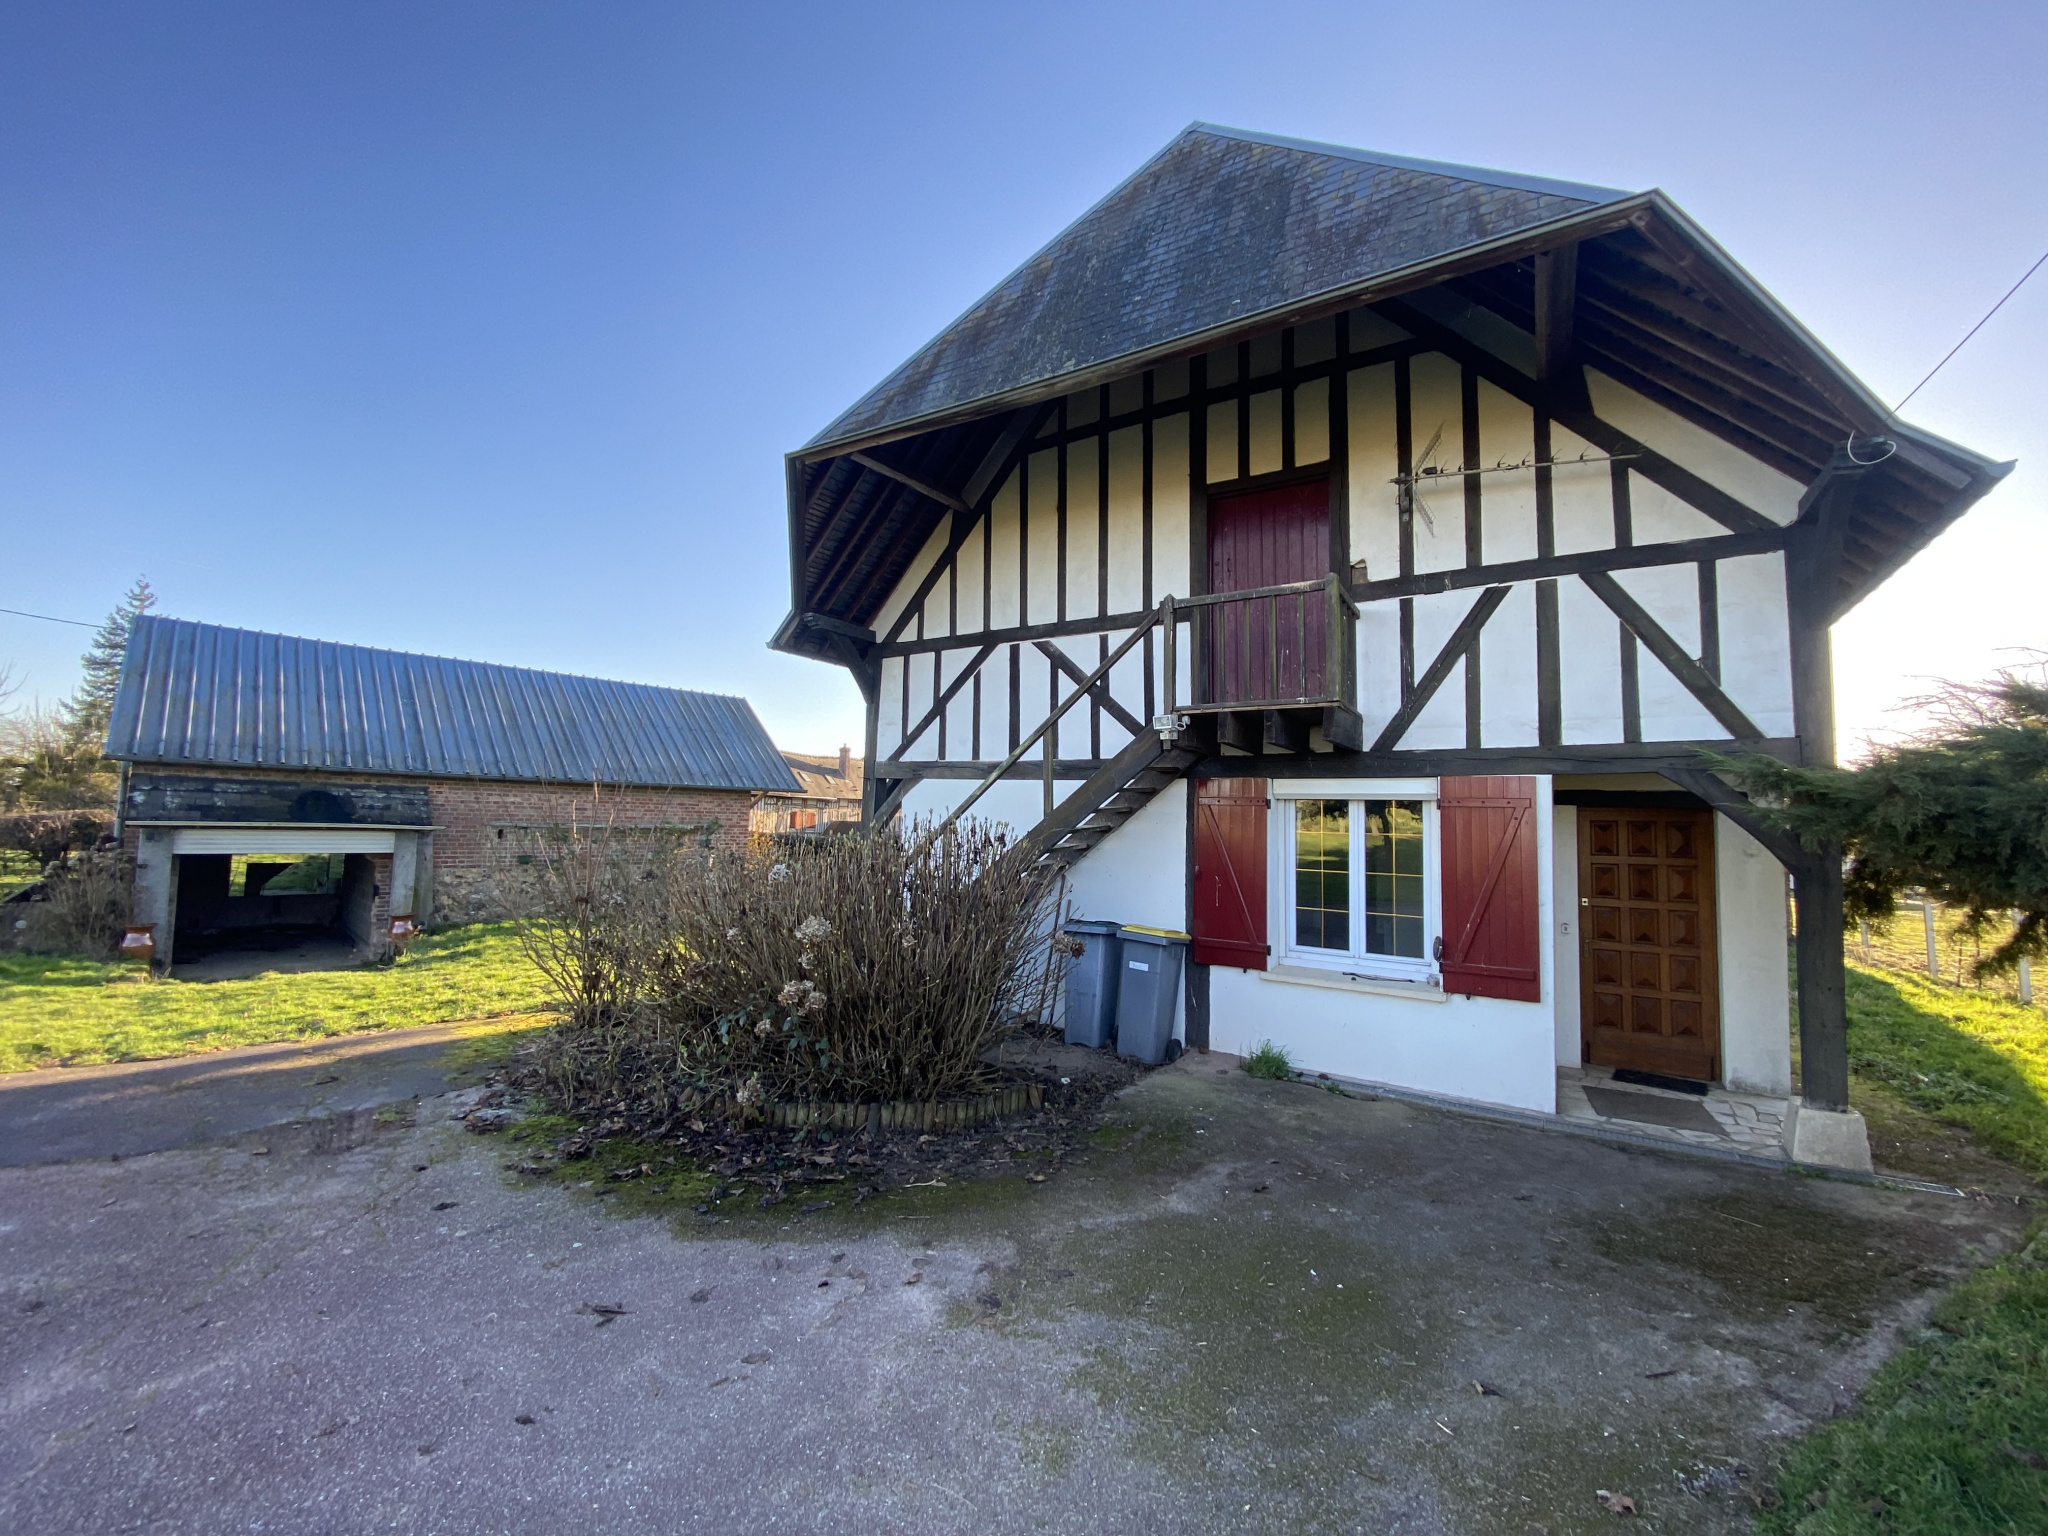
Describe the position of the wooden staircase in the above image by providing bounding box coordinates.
[1017,729,1200,868]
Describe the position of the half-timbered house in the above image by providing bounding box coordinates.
[773,125,2011,1169]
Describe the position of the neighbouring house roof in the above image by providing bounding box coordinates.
[765,750,864,804]
[107,616,800,793]
[777,124,2010,662]
[808,124,1627,454]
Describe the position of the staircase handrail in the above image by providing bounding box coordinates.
[933,600,1167,837]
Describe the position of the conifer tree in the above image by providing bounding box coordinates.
[64,577,155,749]
[1714,663,2048,977]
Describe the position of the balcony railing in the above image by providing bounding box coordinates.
[1164,573,1357,716]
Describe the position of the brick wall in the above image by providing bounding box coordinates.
[121,767,757,928]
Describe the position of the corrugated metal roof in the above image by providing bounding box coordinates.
[107,617,801,793]
[806,123,1629,452]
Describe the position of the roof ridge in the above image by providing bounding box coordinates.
[129,613,748,704]
[1187,122,1632,205]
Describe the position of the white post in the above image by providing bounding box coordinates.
[1858,917,1870,962]
[2021,956,2034,1007]
[1922,894,1938,979]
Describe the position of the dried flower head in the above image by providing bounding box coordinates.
[753,1018,774,1037]
[794,915,833,943]
[725,927,743,942]
[767,863,791,884]
[734,1077,761,1106]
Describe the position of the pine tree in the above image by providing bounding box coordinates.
[63,577,155,750]
[1713,663,2048,977]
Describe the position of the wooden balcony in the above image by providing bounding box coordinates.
[1163,574,1362,754]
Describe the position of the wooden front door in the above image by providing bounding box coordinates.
[1205,480,1329,705]
[1579,809,1720,1082]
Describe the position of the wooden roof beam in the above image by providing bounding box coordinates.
[1534,244,1590,414]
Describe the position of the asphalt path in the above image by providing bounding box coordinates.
[0,1052,2023,1534]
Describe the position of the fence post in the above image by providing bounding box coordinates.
[1921,893,1938,979]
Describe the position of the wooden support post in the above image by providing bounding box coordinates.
[1793,851,1850,1113]
[1923,894,1939,979]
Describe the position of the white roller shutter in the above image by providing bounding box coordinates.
[171,827,397,855]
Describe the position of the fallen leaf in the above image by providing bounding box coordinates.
[433,1201,459,1211]
[741,1350,771,1365]
[689,1288,713,1304]
[1595,1489,1637,1516]
[1025,1173,1046,1184]
[904,1272,923,1285]
[1473,1381,1501,1397]
[1252,1184,1269,1193]
[575,1301,629,1328]
[513,1414,535,1426]
[708,1376,736,1389]
[1644,1368,1678,1379]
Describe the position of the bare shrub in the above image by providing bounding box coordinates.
[0,810,115,866]
[18,845,133,958]
[520,818,1066,1113]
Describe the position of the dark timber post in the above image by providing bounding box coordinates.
[1784,449,1865,1113]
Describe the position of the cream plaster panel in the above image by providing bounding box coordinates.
[1355,602,1403,743]
[1348,364,1401,582]
[956,519,987,634]
[1588,370,1803,525]
[1064,435,1102,617]
[1206,400,1237,484]
[1627,469,1729,544]
[1408,353,1466,576]
[1479,582,1540,747]
[1152,413,1192,601]
[877,657,907,759]
[1399,589,1474,749]
[986,476,1022,629]
[1716,812,1793,1096]
[1478,378,1539,562]
[1557,578,1625,744]
[1714,552,1795,737]
[1293,377,1330,466]
[1247,390,1284,475]
[1547,421,1617,556]
[1025,447,1061,625]
[872,520,948,642]
[1105,426,1146,612]
[1552,806,1581,1066]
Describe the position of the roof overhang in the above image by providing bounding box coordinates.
[777,192,2010,664]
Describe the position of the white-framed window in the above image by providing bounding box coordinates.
[1272,778,1441,985]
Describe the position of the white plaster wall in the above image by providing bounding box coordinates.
[1293,377,1330,466]
[1552,807,1581,1066]
[1715,813,1793,1096]
[1407,352,1465,576]
[1348,362,1400,581]
[898,777,1045,838]
[1212,970,1558,1113]
[1063,778,1186,932]
[1152,413,1192,599]
[1479,583,1540,747]
[1715,552,1796,738]
[1247,389,1284,475]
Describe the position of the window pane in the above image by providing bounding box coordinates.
[1294,799,1349,950]
[1363,800,1424,957]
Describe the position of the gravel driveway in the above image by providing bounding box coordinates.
[0,1053,2022,1534]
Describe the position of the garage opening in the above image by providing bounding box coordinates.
[169,828,396,977]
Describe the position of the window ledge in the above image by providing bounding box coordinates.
[1261,965,1448,1002]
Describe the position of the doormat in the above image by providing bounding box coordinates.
[1583,1086,1728,1137]
[1610,1068,1709,1096]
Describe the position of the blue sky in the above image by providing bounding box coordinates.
[3,1,2042,756]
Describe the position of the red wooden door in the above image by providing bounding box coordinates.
[1205,481,1330,705]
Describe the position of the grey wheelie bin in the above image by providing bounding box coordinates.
[1060,919,1124,1049]
[1113,925,1190,1065]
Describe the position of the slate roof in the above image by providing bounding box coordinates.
[807,124,1629,451]
[107,616,800,793]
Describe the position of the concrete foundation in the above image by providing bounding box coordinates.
[1787,1101,1873,1172]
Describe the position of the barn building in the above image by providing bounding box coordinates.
[773,125,2011,1171]
[108,617,796,968]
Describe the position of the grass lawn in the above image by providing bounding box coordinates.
[0,922,554,1071]
[0,849,39,901]
[1760,959,2048,1533]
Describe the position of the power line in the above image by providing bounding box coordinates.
[1894,246,2048,414]
[0,605,96,629]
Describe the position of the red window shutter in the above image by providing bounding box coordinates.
[1438,775,1541,1002]
[1192,777,1268,970]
